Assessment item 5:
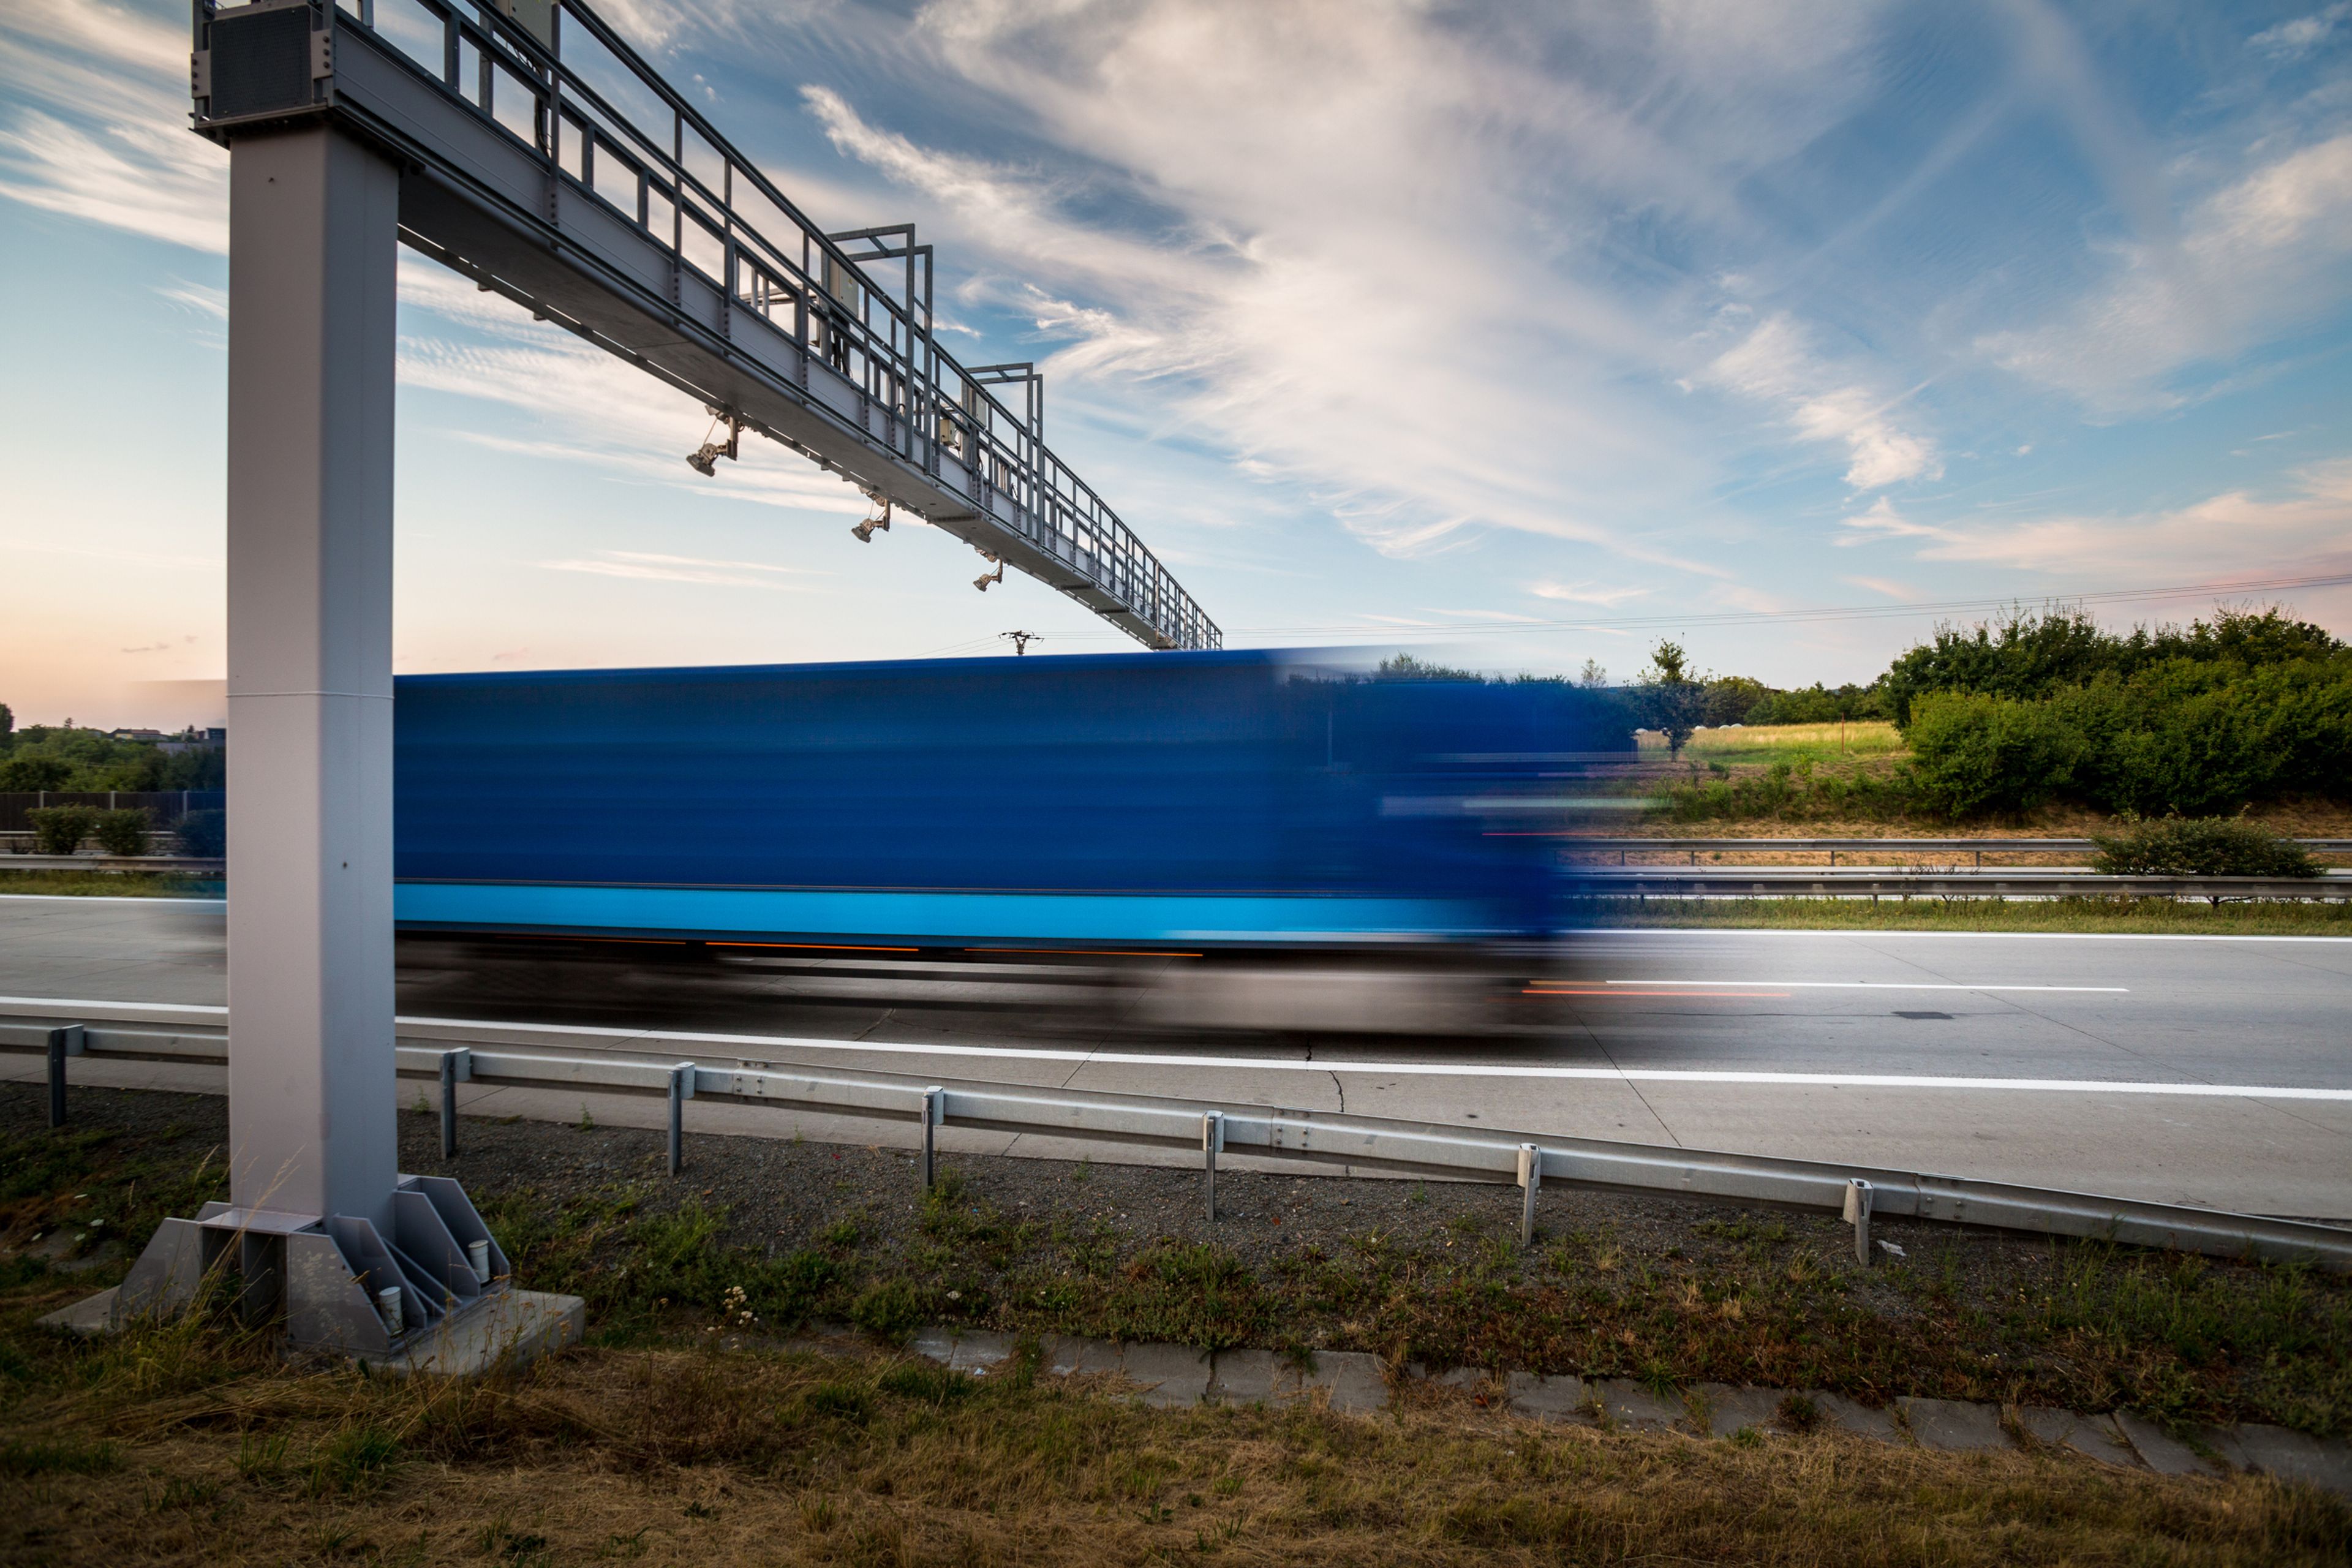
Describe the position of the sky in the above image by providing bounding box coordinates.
[2,0,2350,728]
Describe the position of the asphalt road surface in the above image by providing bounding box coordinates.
[4,894,2347,1218]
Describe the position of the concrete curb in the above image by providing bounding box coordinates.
[900,1325,2352,1497]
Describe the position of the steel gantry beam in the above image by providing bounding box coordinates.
[189,0,1219,650]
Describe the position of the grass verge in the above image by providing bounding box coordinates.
[1575,895,2352,936]
[3,1328,2346,1565]
[4,1093,2349,1561]
[0,869,216,898]
[9,1091,2346,1446]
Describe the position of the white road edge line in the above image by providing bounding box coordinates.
[1582,928,2352,943]
[6,996,2345,1102]
[1599,980,2128,992]
[2,895,2351,944]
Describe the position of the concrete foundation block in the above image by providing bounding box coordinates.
[374,1289,584,1377]
[2207,1424,2352,1498]
[1283,1350,1387,1414]
[1594,1376,1682,1431]
[1898,1396,2011,1452]
[1504,1371,1593,1423]
[1422,1365,1496,1398]
[37,1285,119,1336]
[1698,1383,1785,1438]
[1207,1347,1282,1405]
[1811,1392,1902,1444]
[2114,1412,2223,1477]
[1121,1343,1212,1409]
[1042,1335,1123,1378]
[2013,1407,2143,1468]
[946,1330,1017,1374]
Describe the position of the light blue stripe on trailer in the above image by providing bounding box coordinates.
[393,882,1489,944]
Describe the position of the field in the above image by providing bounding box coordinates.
[1637,720,1907,768]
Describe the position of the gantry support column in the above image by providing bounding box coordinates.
[223,124,400,1234]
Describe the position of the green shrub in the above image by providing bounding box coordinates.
[176,809,225,857]
[1904,692,2084,818]
[0,755,71,791]
[2092,818,2321,878]
[26,804,100,855]
[94,807,151,857]
[850,1279,928,1343]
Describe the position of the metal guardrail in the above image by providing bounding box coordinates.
[0,855,224,873]
[6,1000,2346,1273]
[1561,836,2352,865]
[1567,869,2351,900]
[4,860,2342,900]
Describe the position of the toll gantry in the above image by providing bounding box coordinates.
[194,0,1219,650]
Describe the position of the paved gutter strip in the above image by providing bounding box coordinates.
[885,1326,2352,1495]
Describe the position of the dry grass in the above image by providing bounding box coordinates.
[1642,721,1908,766]
[0,869,215,898]
[3,1328,2345,1567]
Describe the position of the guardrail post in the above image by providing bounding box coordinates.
[45,1026,83,1129]
[667,1062,696,1176]
[1517,1144,1541,1245]
[1844,1178,1873,1266]
[921,1085,943,1190]
[438,1050,460,1160]
[1202,1110,1224,1223]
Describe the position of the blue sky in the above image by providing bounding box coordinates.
[3,0,2350,726]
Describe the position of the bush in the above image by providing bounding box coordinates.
[94,808,151,857]
[176,809,225,858]
[1904,692,2084,818]
[1745,682,1890,725]
[0,755,70,791]
[26,805,100,856]
[2092,818,2321,878]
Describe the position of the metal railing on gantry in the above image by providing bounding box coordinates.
[191,0,1220,651]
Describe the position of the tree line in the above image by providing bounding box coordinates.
[0,706,225,792]
[1383,603,2351,819]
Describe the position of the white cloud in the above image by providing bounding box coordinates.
[1836,496,1947,545]
[1978,134,2352,412]
[1821,461,2352,600]
[1839,575,1921,601]
[536,549,829,590]
[1906,459,2352,581]
[2249,4,2350,60]
[0,2,227,252]
[1700,315,1942,489]
[1529,580,1652,606]
[154,279,226,318]
[797,0,1898,568]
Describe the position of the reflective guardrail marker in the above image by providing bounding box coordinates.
[1845,1178,1874,1267]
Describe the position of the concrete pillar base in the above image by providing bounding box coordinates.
[36,1172,576,1374]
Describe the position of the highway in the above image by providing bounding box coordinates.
[4,894,2348,1219]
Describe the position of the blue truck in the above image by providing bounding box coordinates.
[392,649,1623,957]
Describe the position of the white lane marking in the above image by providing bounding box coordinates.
[0,896,2346,944]
[1583,928,2352,943]
[7,995,2348,1100]
[0,895,222,905]
[402,1016,2352,1099]
[0,996,225,1015]
[1599,980,2128,993]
